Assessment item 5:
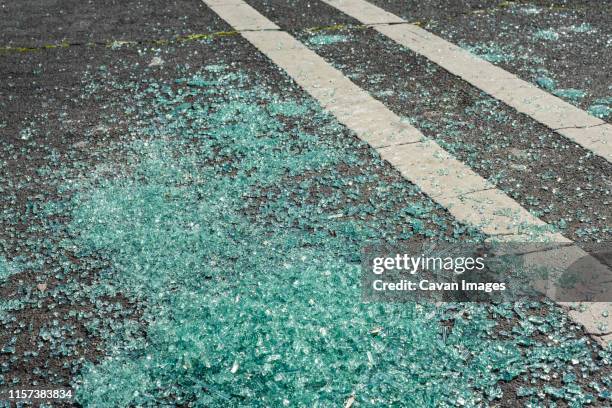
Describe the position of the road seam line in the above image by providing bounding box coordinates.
[320,0,612,164]
[201,0,611,344]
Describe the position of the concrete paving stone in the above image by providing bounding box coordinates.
[598,333,612,345]
[486,230,612,346]
[205,0,245,5]
[558,124,612,162]
[487,233,571,244]
[443,188,549,236]
[483,83,604,128]
[242,30,307,50]
[378,141,493,198]
[525,245,612,301]
[205,2,280,31]
[324,0,405,24]
[332,105,423,147]
[565,302,612,338]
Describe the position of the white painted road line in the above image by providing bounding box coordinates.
[204,0,279,30]
[322,0,612,164]
[201,0,611,344]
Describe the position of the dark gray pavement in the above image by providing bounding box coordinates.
[367,0,612,117]
[0,0,228,47]
[1,1,611,407]
[246,0,612,243]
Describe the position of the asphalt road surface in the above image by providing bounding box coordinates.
[0,1,611,407]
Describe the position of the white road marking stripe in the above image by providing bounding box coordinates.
[201,0,611,344]
[205,0,279,30]
[322,0,612,163]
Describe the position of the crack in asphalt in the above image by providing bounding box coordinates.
[553,122,607,131]
[375,139,422,149]
[0,31,241,54]
[0,0,593,55]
